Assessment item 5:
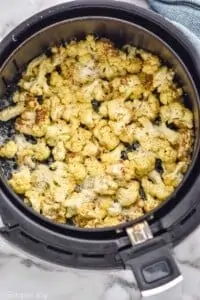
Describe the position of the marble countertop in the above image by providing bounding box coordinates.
[0,0,199,299]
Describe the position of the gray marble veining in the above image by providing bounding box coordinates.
[0,1,199,299]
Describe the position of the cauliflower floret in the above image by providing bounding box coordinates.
[84,175,118,195]
[77,202,106,220]
[82,141,99,156]
[98,196,113,210]
[142,170,173,200]
[65,128,91,153]
[84,157,105,176]
[139,136,177,164]
[16,106,50,137]
[123,205,143,220]
[107,202,122,216]
[33,140,50,161]
[50,95,64,121]
[93,120,120,150]
[101,143,124,163]
[68,161,86,181]
[131,94,160,121]
[143,194,161,213]
[9,166,31,195]
[158,122,180,145]
[107,98,132,124]
[117,181,140,207]
[106,160,135,181]
[0,141,18,159]
[64,189,95,209]
[128,149,155,177]
[176,128,193,159]
[138,49,161,74]
[153,66,174,91]
[159,86,182,105]
[160,102,193,129]
[52,141,66,161]
[163,161,186,187]
[45,121,70,146]
[25,189,42,212]
[62,103,79,121]
[0,102,25,122]
[79,103,100,128]
[101,216,123,227]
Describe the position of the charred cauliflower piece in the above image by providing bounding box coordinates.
[0,35,193,228]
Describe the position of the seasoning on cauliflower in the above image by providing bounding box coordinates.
[0,141,18,159]
[0,35,193,228]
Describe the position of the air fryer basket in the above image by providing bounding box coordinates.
[0,1,200,298]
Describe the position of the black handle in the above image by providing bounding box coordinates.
[120,238,182,297]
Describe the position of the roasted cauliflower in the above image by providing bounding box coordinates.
[0,35,193,228]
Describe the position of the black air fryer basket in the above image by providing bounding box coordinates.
[0,1,200,298]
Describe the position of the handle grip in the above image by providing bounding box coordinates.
[120,237,182,299]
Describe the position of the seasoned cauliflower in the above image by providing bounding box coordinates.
[9,166,31,194]
[0,35,193,228]
[0,141,18,159]
[117,181,140,207]
[142,171,173,200]
[160,102,193,129]
[93,120,120,150]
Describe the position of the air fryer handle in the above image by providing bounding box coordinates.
[121,240,182,299]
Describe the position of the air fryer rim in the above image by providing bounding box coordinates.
[0,1,200,234]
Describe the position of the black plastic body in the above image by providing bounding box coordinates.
[0,1,199,283]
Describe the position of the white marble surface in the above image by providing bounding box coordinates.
[0,0,199,299]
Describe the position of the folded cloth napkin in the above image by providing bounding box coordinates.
[148,0,200,55]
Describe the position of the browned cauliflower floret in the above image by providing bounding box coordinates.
[0,102,25,121]
[163,161,186,187]
[130,94,160,121]
[117,181,140,207]
[79,103,100,128]
[139,136,177,164]
[142,171,174,200]
[176,128,193,160]
[107,98,132,124]
[153,66,174,91]
[68,161,86,181]
[33,140,50,161]
[52,141,66,161]
[0,141,18,159]
[101,144,124,163]
[107,202,122,216]
[16,105,50,137]
[83,175,118,195]
[45,121,70,146]
[93,120,120,150]
[82,141,99,156]
[128,149,155,177]
[106,160,135,181]
[159,86,182,105]
[9,166,31,195]
[50,95,64,121]
[138,49,161,74]
[123,205,144,220]
[84,157,105,176]
[143,194,161,213]
[160,102,193,129]
[65,128,91,153]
